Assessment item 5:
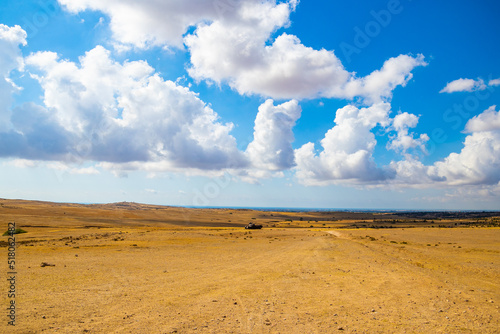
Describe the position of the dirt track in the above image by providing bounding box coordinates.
[2,225,499,333]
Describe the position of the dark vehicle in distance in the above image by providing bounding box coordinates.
[245,222,263,229]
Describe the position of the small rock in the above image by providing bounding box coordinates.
[41,262,55,267]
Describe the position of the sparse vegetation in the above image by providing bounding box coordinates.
[3,228,27,236]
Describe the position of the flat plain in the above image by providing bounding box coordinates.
[1,198,499,333]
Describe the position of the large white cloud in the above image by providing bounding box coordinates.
[185,6,426,101]
[57,0,279,49]
[390,106,500,187]
[59,0,425,102]
[465,105,500,132]
[186,25,351,100]
[3,45,248,171]
[429,106,500,185]
[246,99,301,171]
[294,102,395,185]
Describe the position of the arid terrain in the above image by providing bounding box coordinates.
[1,198,499,333]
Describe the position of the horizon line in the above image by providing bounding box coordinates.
[1,197,499,213]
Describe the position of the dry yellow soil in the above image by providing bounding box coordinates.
[1,199,499,333]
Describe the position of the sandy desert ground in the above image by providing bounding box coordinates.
[1,199,499,333]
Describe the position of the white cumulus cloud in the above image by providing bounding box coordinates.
[246,99,301,171]
[294,102,395,185]
[57,0,278,49]
[465,105,500,132]
[392,106,500,187]
[3,45,248,173]
[387,112,429,154]
[59,1,425,102]
[186,25,351,100]
[185,6,426,102]
[430,132,500,186]
[431,106,500,186]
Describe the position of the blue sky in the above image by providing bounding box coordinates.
[1,0,500,210]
